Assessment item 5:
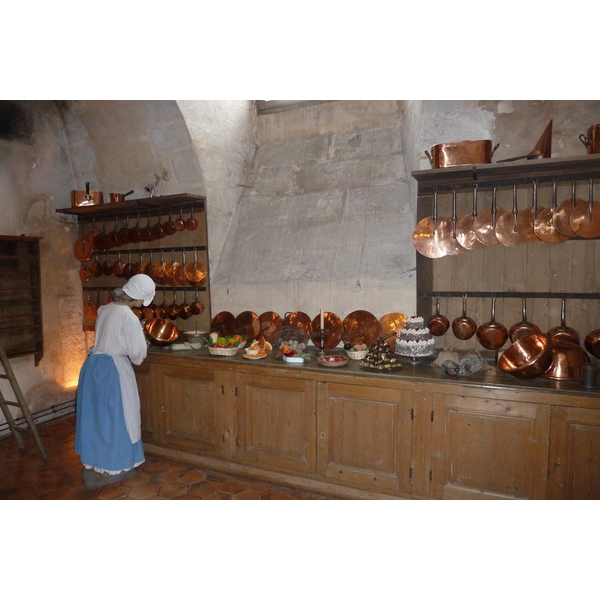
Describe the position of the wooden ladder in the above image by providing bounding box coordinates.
[0,345,48,459]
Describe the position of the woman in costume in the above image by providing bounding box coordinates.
[75,274,156,485]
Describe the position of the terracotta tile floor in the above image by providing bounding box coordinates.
[0,414,333,500]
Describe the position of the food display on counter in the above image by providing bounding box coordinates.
[394,316,436,358]
[318,354,349,368]
[344,342,369,360]
[244,336,272,359]
[360,339,401,371]
[207,332,246,356]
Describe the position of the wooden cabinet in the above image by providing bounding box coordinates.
[316,381,413,495]
[136,354,600,499]
[430,388,551,499]
[235,372,317,475]
[0,236,43,364]
[548,406,600,500]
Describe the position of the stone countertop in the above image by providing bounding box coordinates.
[147,346,600,400]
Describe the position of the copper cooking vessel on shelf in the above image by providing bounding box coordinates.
[71,182,103,208]
[342,310,382,347]
[541,340,591,381]
[569,175,600,238]
[553,177,584,238]
[428,295,450,336]
[477,295,508,350]
[185,206,199,231]
[456,184,486,251]
[425,140,499,169]
[579,124,600,154]
[495,183,530,247]
[109,189,134,203]
[547,298,580,345]
[211,311,236,336]
[497,120,553,163]
[258,311,283,344]
[498,333,553,379]
[310,311,344,350]
[508,298,541,343]
[452,294,477,340]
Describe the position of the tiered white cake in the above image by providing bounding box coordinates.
[395,316,436,358]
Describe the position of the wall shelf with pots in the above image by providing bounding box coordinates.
[56,194,212,334]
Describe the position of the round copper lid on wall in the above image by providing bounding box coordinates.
[259,311,283,344]
[379,313,407,349]
[342,310,382,347]
[310,312,344,350]
[211,311,236,335]
[235,311,260,342]
[283,311,313,338]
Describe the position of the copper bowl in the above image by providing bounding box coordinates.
[584,329,600,359]
[541,341,591,381]
[498,334,553,379]
[144,318,180,345]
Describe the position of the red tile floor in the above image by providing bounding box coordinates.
[0,414,334,500]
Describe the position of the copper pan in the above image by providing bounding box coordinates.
[103,217,120,250]
[78,262,91,282]
[310,312,344,350]
[122,252,135,280]
[579,124,600,154]
[379,312,407,350]
[163,211,177,236]
[144,318,180,346]
[496,183,529,247]
[541,340,591,381]
[178,293,193,320]
[553,177,583,238]
[174,208,186,232]
[584,329,600,358]
[112,252,126,277]
[456,184,486,251]
[452,294,477,340]
[547,298,580,345]
[211,311,236,336]
[101,256,114,276]
[428,295,450,336]
[185,206,199,231]
[143,304,157,320]
[425,140,498,169]
[569,176,600,238]
[83,293,98,325]
[235,311,261,342]
[433,188,466,256]
[133,251,147,275]
[109,189,134,203]
[86,219,100,246]
[140,212,155,242]
[115,215,131,246]
[90,256,103,278]
[283,311,313,338]
[477,295,508,350]
[413,189,447,258]
[473,185,505,246]
[151,213,167,240]
[166,292,180,321]
[74,223,93,262]
[191,293,204,316]
[128,213,143,244]
[508,297,541,343]
[534,179,569,244]
[342,310,382,347]
[259,311,283,344]
[154,291,168,319]
[71,182,103,208]
[185,248,207,284]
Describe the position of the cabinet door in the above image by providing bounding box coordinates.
[317,381,413,494]
[158,364,234,457]
[431,392,550,500]
[548,406,600,500]
[236,373,317,475]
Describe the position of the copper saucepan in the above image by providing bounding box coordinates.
[428,295,449,336]
[547,298,580,345]
[71,181,103,208]
[496,183,529,247]
[584,329,600,358]
[553,177,584,238]
[452,294,477,340]
[569,175,600,239]
[477,295,508,350]
[109,189,134,203]
[579,124,600,154]
[473,185,505,246]
[456,184,486,251]
[508,297,541,343]
[534,179,569,244]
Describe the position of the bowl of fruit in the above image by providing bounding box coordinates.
[207,332,246,356]
[345,342,369,360]
[318,354,349,368]
[244,336,273,358]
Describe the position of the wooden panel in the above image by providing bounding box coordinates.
[317,381,412,494]
[431,392,550,499]
[134,362,156,443]
[160,365,223,455]
[236,373,316,475]
[548,406,600,499]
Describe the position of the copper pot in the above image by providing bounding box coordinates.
[71,182,103,208]
[579,124,600,154]
[547,299,580,345]
[452,294,477,340]
[428,295,449,336]
[508,298,541,343]
[425,140,499,169]
[498,333,553,379]
[477,296,508,350]
[109,190,134,203]
[541,340,591,381]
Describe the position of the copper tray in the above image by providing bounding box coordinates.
[259,311,283,344]
[283,312,313,338]
[235,311,260,342]
[379,313,407,349]
[211,311,236,336]
[342,310,381,347]
[310,312,344,350]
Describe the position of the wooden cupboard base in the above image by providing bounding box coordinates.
[143,443,407,500]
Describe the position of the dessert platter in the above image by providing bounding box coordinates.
[394,316,436,362]
[359,338,402,371]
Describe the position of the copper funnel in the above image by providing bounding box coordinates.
[498,120,553,162]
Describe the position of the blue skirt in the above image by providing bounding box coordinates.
[75,353,144,473]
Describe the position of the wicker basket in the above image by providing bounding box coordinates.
[208,346,239,356]
[346,349,369,360]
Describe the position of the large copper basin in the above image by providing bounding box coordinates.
[145,318,180,345]
[541,341,591,381]
[498,334,552,379]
